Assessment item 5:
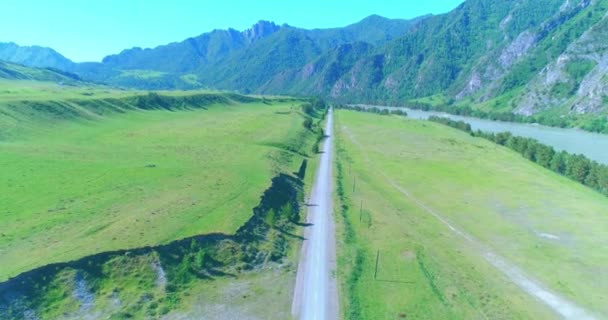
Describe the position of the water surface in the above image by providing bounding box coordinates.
[363,106,608,165]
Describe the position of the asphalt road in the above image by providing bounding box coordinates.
[292,109,339,320]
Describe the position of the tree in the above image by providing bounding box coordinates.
[281,202,298,222]
[535,144,555,168]
[303,118,313,130]
[523,141,539,162]
[301,103,314,115]
[507,136,529,154]
[494,132,512,145]
[550,151,568,174]
[193,250,207,270]
[391,109,408,116]
[264,208,278,227]
[566,154,591,184]
[584,164,601,190]
[311,98,326,111]
[597,165,608,195]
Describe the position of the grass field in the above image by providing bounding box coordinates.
[334,110,608,319]
[0,95,311,282]
[0,79,141,101]
[163,265,297,319]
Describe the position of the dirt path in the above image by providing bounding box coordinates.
[292,109,339,320]
[387,180,595,320]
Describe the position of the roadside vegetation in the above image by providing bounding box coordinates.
[334,110,608,319]
[335,104,408,117]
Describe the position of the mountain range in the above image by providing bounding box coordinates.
[1,0,607,118]
[0,60,81,84]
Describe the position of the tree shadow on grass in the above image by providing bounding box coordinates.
[206,268,237,279]
[374,279,415,284]
[293,222,313,227]
[274,227,306,241]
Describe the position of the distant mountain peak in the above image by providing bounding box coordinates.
[0,41,75,69]
[361,14,389,21]
[243,20,281,43]
[0,41,59,53]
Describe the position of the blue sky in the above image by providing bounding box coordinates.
[0,0,464,62]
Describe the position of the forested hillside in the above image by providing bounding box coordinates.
[1,0,607,123]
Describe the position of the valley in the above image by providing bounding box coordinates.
[1,0,608,319]
[3,0,608,128]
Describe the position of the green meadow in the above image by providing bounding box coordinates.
[0,93,310,282]
[334,110,608,319]
[0,79,140,101]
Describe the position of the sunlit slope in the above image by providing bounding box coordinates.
[334,110,608,319]
[0,60,79,83]
[0,93,308,281]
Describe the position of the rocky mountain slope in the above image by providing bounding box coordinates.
[0,42,75,70]
[1,0,607,119]
[515,4,608,116]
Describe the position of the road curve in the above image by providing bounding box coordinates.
[292,109,339,320]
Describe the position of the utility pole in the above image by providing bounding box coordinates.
[374,250,380,280]
[359,200,363,222]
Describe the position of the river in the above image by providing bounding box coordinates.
[360,106,608,165]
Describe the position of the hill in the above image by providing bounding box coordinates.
[0,16,422,90]
[0,42,75,70]
[273,0,608,121]
[0,60,80,83]
[2,0,607,121]
[96,16,419,74]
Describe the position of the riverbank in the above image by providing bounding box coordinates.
[345,104,608,165]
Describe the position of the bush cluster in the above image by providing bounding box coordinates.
[335,104,408,117]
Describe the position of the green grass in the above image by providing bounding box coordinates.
[160,265,297,319]
[0,60,80,84]
[410,94,449,106]
[334,110,608,318]
[118,69,167,80]
[159,205,312,320]
[0,79,140,101]
[0,96,310,281]
[179,74,202,86]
